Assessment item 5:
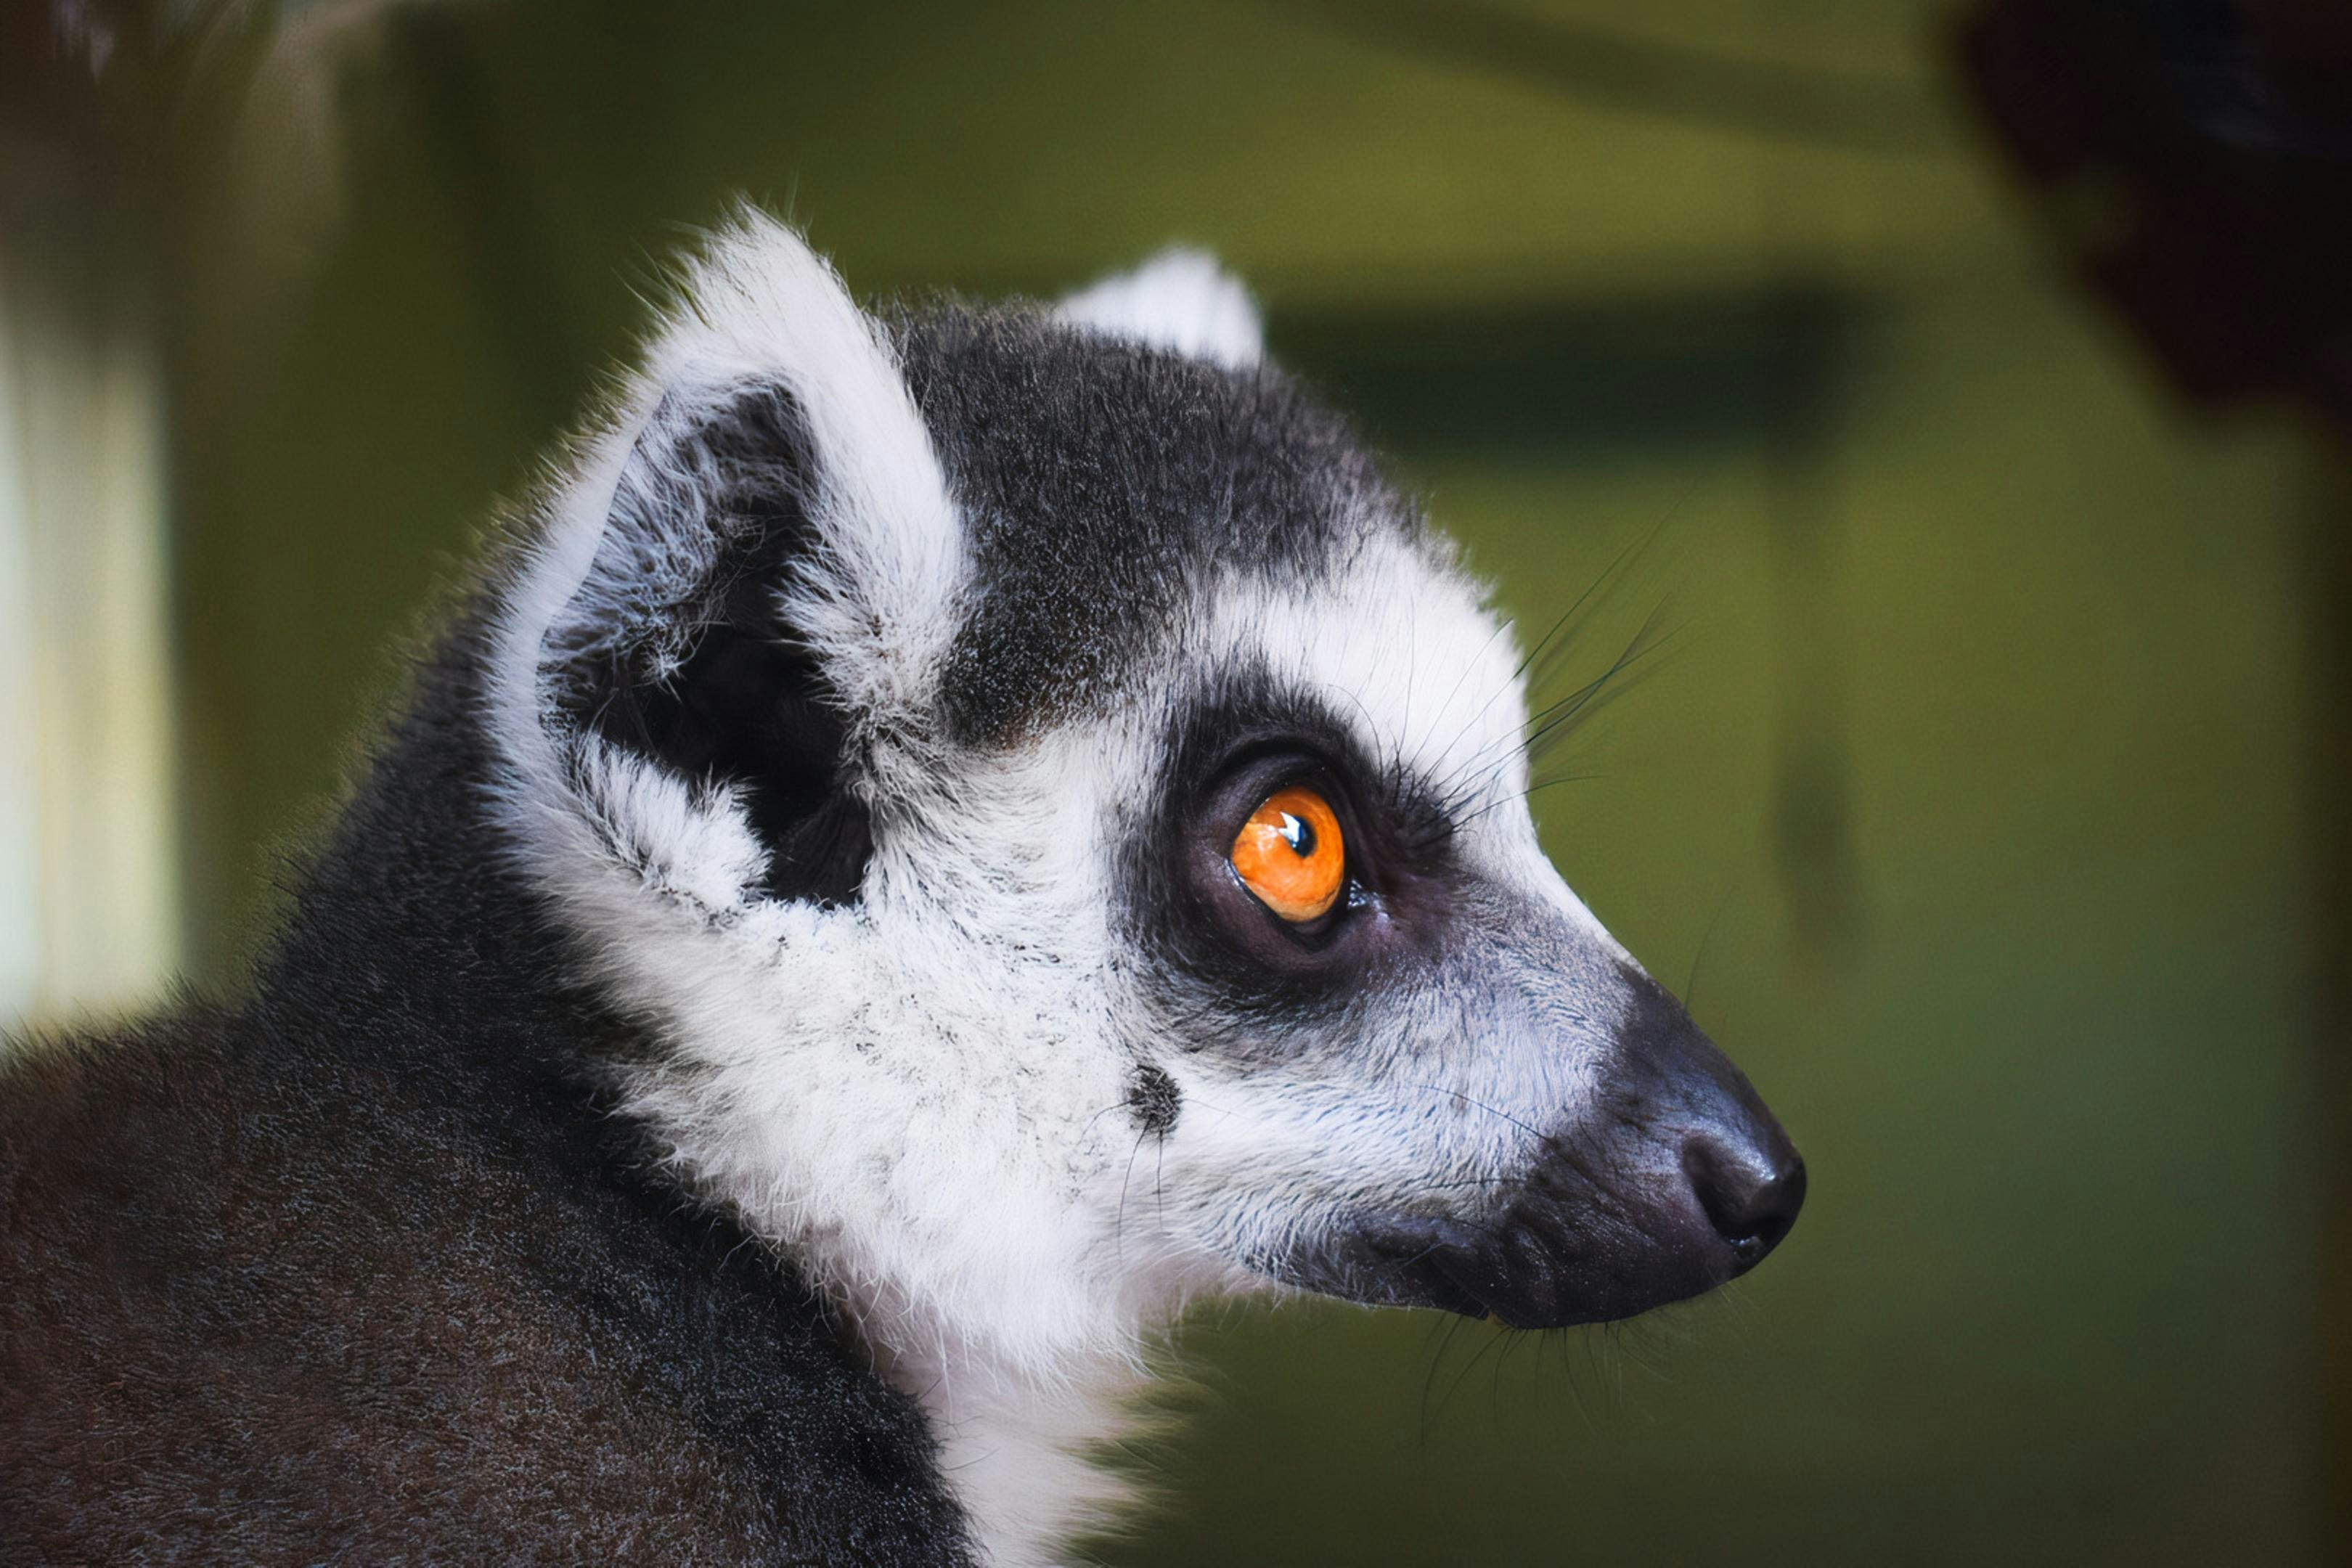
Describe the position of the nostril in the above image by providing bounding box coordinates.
[1681,1138,1806,1272]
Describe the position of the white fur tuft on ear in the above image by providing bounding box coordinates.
[485,207,964,923]
[623,206,966,718]
[1054,248,1264,370]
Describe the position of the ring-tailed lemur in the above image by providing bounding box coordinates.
[0,213,1802,1567]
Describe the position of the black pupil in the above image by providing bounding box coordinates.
[1278,810,1316,859]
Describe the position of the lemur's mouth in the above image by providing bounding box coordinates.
[1275,1151,1804,1331]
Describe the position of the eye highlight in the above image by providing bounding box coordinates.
[1230,786,1346,923]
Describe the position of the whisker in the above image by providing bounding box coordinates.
[1684,881,1740,1013]
[1418,1312,1473,1445]
[1114,1124,1153,1270]
[1424,517,1662,787]
[1394,1079,1545,1142]
[1430,1316,1511,1425]
[1423,600,1678,820]
[1407,611,1517,779]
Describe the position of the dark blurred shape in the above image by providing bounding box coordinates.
[1280,0,1943,157]
[1957,0,2352,422]
[1956,1,2352,1556]
[1,0,276,217]
[3,0,110,205]
[1273,290,1866,455]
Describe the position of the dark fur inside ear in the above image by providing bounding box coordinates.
[548,385,873,905]
[590,576,874,906]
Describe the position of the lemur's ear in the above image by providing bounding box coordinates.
[1055,248,1264,369]
[492,211,960,912]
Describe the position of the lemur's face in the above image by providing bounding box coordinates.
[1105,575,1800,1333]
[493,217,1800,1373]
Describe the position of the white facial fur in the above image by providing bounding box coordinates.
[486,216,1640,1567]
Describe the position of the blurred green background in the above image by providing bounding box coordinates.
[1,1,2332,1562]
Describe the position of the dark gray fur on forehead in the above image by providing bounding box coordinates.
[887,303,1419,745]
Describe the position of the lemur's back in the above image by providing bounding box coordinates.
[0,642,975,1566]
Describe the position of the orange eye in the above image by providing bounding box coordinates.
[1230,786,1346,923]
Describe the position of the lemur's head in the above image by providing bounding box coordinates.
[489,212,1802,1378]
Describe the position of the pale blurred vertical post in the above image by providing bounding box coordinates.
[0,263,33,1017]
[0,240,180,1029]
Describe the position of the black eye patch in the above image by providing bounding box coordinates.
[1122,667,1466,1044]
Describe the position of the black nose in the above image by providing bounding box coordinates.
[1683,1135,1806,1271]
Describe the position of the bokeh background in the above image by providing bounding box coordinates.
[4,2,2343,1563]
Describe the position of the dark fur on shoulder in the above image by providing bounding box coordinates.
[0,624,976,1566]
